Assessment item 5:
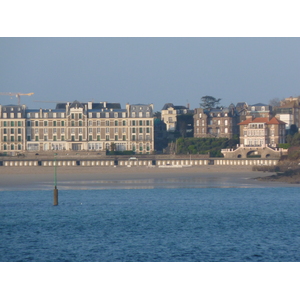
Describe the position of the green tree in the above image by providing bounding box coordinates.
[200,96,221,109]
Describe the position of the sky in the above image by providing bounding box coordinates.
[1,37,300,111]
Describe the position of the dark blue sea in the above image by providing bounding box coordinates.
[1,187,300,262]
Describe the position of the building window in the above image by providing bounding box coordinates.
[79,136,82,141]
[97,135,100,141]
[71,113,75,119]
[11,121,15,126]
[132,120,136,126]
[44,121,47,126]
[18,136,21,142]
[11,128,14,134]
[53,136,57,141]
[106,120,109,126]
[53,121,56,126]
[139,120,143,126]
[61,136,65,141]
[35,136,39,141]
[71,136,75,141]
[106,136,109,141]
[61,121,65,126]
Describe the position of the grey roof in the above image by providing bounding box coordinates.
[55,101,121,110]
[162,103,188,110]
[250,103,268,106]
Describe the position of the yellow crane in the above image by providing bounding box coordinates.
[0,92,34,105]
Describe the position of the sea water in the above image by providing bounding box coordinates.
[1,187,300,262]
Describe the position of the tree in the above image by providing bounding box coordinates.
[269,97,281,108]
[153,111,161,119]
[200,96,221,109]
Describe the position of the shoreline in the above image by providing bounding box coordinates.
[0,165,296,190]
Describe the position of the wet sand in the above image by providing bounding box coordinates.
[0,165,294,190]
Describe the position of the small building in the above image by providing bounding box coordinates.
[161,103,193,132]
[274,97,300,132]
[247,103,273,119]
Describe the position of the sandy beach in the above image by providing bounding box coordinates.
[0,165,294,190]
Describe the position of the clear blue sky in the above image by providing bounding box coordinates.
[1,37,300,111]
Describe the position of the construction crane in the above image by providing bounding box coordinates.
[0,92,34,105]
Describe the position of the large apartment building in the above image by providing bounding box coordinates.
[0,101,154,154]
[193,105,239,139]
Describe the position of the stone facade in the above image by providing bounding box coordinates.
[193,106,239,139]
[0,101,154,155]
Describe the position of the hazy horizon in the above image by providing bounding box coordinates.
[1,37,300,111]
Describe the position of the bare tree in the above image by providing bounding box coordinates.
[269,97,281,108]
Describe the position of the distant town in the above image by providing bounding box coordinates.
[0,95,299,160]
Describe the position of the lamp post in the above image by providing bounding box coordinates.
[53,153,58,206]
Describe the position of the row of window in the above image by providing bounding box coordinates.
[3,128,22,134]
[23,134,151,142]
[196,120,229,126]
[2,121,23,127]
[3,136,22,142]
[3,120,152,127]
[196,128,230,134]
